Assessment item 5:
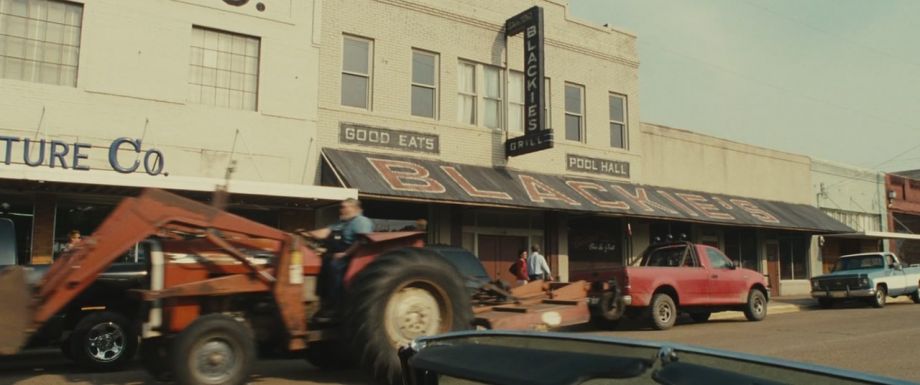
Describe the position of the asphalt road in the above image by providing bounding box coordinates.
[1,300,918,384]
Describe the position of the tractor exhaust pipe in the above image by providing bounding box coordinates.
[0,266,32,355]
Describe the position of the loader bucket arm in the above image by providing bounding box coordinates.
[33,188,290,325]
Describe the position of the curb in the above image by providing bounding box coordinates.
[709,296,915,321]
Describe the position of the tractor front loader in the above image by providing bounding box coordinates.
[0,188,594,385]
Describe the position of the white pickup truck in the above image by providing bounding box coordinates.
[811,252,920,308]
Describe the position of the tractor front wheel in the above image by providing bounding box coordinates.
[170,314,255,385]
[345,248,472,385]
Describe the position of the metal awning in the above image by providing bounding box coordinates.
[322,149,853,233]
[825,231,920,241]
[0,163,357,203]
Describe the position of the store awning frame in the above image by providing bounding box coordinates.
[322,149,854,233]
[0,164,357,202]
[825,231,920,241]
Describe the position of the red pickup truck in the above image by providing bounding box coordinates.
[587,241,770,330]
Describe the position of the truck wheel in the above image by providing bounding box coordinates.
[817,298,835,309]
[911,288,920,304]
[345,248,472,385]
[689,312,711,323]
[649,293,677,330]
[140,337,172,382]
[744,289,767,321]
[590,291,624,330]
[170,314,255,385]
[69,311,138,371]
[871,285,887,308]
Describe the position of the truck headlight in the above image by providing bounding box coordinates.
[811,280,820,289]
[860,277,869,287]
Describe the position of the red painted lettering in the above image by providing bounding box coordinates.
[676,193,735,221]
[566,181,629,210]
[657,190,700,217]
[519,175,581,206]
[609,185,678,214]
[441,166,512,200]
[730,199,780,223]
[367,158,446,193]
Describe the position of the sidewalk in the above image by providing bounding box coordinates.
[709,295,913,321]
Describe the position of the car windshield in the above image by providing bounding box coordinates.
[834,255,885,271]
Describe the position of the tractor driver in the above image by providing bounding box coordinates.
[301,198,373,319]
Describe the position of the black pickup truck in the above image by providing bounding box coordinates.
[1,218,146,371]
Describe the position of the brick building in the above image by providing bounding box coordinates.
[311,0,850,294]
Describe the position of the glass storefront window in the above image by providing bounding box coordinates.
[0,199,33,265]
[724,229,759,272]
[780,237,809,280]
[568,217,623,272]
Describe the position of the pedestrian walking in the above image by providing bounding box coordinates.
[527,244,552,281]
[509,249,529,285]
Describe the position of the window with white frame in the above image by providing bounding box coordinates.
[0,0,82,86]
[564,83,584,142]
[508,71,524,132]
[188,26,260,110]
[507,72,552,132]
[341,35,372,109]
[411,49,437,118]
[483,65,502,129]
[457,61,476,124]
[609,93,627,149]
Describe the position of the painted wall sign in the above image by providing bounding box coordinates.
[504,6,552,157]
[566,154,630,178]
[339,123,439,154]
[0,136,166,176]
[322,148,854,232]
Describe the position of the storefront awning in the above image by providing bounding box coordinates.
[825,231,920,241]
[323,149,853,233]
[0,163,357,203]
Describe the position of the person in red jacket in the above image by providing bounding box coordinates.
[509,249,529,286]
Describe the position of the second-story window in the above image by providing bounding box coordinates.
[510,73,551,132]
[509,71,524,132]
[565,83,585,142]
[188,27,260,110]
[411,49,438,118]
[609,93,627,149]
[0,0,83,86]
[341,35,372,109]
[457,61,476,124]
[483,65,502,129]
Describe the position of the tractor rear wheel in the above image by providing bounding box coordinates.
[345,248,472,385]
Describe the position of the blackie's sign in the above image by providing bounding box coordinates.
[567,154,630,178]
[504,6,552,157]
[322,148,854,233]
[339,123,439,154]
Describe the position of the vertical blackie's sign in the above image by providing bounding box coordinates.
[504,6,553,157]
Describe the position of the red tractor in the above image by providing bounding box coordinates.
[0,189,592,385]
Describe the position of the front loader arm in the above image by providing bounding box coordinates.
[33,188,290,325]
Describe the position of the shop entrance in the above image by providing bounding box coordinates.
[477,235,527,282]
[765,241,780,297]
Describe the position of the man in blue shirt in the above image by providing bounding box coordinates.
[302,198,373,317]
[527,244,552,282]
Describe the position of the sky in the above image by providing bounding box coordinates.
[568,0,920,172]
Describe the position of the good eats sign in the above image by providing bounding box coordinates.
[0,136,166,176]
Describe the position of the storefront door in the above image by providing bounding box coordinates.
[765,241,780,297]
[477,235,527,282]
